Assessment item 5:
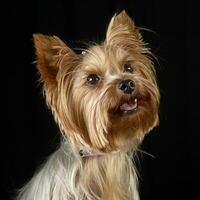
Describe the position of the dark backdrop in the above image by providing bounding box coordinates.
[1,1,199,200]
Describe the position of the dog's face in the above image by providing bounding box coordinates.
[33,11,160,152]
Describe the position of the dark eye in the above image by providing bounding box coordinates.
[124,63,133,73]
[87,74,100,85]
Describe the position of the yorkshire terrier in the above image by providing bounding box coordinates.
[17,11,160,200]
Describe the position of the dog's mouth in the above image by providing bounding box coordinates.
[111,97,139,116]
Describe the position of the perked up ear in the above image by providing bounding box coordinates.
[106,10,139,47]
[33,34,77,91]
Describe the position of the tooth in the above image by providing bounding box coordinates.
[134,98,137,103]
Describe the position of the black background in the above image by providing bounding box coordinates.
[1,0,199,200]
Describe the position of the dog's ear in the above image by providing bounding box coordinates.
[106,10,139,47]
[33,34,77,91]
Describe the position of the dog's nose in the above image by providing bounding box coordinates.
[119,79,135,94]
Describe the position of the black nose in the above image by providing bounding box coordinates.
[119,79,135,94]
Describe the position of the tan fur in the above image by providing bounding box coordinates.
[17,10,160,200]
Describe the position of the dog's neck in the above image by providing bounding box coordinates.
[76,149,139,200]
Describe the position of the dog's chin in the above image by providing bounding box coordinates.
[108,94,155,130]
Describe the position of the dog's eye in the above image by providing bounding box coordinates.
[124,63,133,73]
[87,74,100,85]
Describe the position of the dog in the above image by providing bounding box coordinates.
[17,10,160,200]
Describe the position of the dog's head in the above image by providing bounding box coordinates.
[33,11,160,152]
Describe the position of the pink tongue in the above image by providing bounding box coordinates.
[120,102,137,111]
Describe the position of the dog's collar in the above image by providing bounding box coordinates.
[79,149,105,157]
[79,149,120,158]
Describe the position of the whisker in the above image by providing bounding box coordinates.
[136,148,155,158]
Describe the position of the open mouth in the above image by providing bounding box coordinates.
[112,97,139,116]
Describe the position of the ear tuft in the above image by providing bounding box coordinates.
[109,10,135,31]
[106,10,138,46]
[33,34,76,91]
